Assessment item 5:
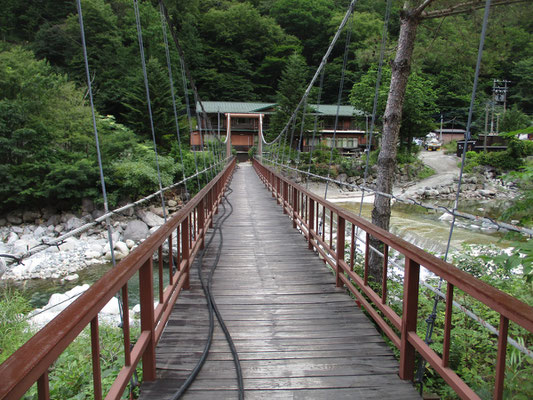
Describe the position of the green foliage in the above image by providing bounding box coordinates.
[267,53,311,141]
[248,146,257,159]
[349,65,437,148]
[499,105,531,133]
[502,163,533,227]
[0,290,33,364]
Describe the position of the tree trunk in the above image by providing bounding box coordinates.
[369,10,420,281]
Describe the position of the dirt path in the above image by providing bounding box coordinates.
[395,150,461,198]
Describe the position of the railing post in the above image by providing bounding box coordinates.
[292,186,298,228]
[90,317,102,400]
[335,216,345,287]
[308,198,315,249]
[198,200,205,250]
[37,371,49,400]
[182,216,190,290]
[139,258,156,381]
[399,257,420,380]
[283,181,288,214]
[494,315,509,400]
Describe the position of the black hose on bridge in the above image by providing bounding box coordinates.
[171,186,244,400]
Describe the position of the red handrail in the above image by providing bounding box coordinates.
[0,159,236,400]
[253,159,532,400]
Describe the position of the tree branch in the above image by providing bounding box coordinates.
[421,0,529,19]
[413,0,439,17]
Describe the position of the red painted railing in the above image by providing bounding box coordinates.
[253,159,533,400]
[0,159,235,400]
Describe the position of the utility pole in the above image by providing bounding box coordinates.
[439,114,443,142]
[484,102,489,152]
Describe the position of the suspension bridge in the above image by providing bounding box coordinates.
[0,0,532,399]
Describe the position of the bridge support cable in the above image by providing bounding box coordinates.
[353,0,392,269]
[262,0,358,147]
[324,13,354,202]
[171,188,244,399]
[133,0,168,222]
[159,2,189,198]
[305,67,327,190]
[415,0,493,392]
[77,0,137,395]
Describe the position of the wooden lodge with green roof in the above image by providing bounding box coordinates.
[191,101,368,160]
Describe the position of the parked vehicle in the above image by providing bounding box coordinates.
[424,138,441,151]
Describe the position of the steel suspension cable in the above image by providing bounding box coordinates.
[324,14,354,200]
[263,0,358,146]
[357,0,392,218]
[306,67,327,189]
[159,2,188,198]
[77,0,137,394]
[415,0,493,391]
[133,0,167,222]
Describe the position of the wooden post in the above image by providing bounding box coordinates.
[90,317,102,400]
[37,371,49,400]
[181,217,190,290]
[226,113,231,158]
[292,186,298,228]
[139,258,156,381]
[308,198,315,249]
[494,315,509,400]
[336,216,345,287]
[198,200,205,250]
[258,114,263,162]
[399,257,420,380]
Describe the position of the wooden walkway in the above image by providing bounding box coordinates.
[139,163,419,399]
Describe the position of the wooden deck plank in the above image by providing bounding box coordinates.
[139,163,419,399]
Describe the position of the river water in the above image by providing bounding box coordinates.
[338,199,513,254]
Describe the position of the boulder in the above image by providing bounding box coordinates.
[0,258,5,278]
[150,206,165,218]
[125,239,135,249]
[7,231,19,244]
[167,199,177,208]
[81,198,95,214]
[123,220,150,242]
[54,225,65,233]
[22,210,41,223]
[92,209,105,220]
[6,213,22,225]
[137,210,164,228]
[59,237,81,252]
[65,217,84,232]
[0,218,6,227]
[34,226,47,238]
[46,214,61,227]
[337,173,348,183]
[61,213,76,223]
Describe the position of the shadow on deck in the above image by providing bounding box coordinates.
[139,163,419,399]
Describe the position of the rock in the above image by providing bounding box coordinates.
[7,232,19,244]
[92,209,105,220]
[149,226,160,235]
[65,217,84,232]
[439,212,453,222]
[12,226,23,234]
[33,226,47,238]
[0,258,5,277]
[124,220,149,242]
[85,250,102,259]
[46,214,61,227]
[137,210,164,228]
[167,199,177,207]
[41,207,57,220]
[59,237,81,252]
[115,241,129,255]
[22,210,41,222]
[81,198,95,213]
[12,240,30,256]
[150,206,165,218]
[62,274,79,282]
[126,239,135,249]
[479,189,495,197]
[54,225,64,233]
[0,218,6,227]
[337,173,348,183]
[61,213,76,223]
[7,213,22,225]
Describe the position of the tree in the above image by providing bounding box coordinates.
[267,53,311,144]
[499,105,531,133]
[350,65,437,150]
[368,0,527,281]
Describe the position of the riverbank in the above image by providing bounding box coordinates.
[0,199,183,281]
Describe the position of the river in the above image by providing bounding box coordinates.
[1,199,513,309]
